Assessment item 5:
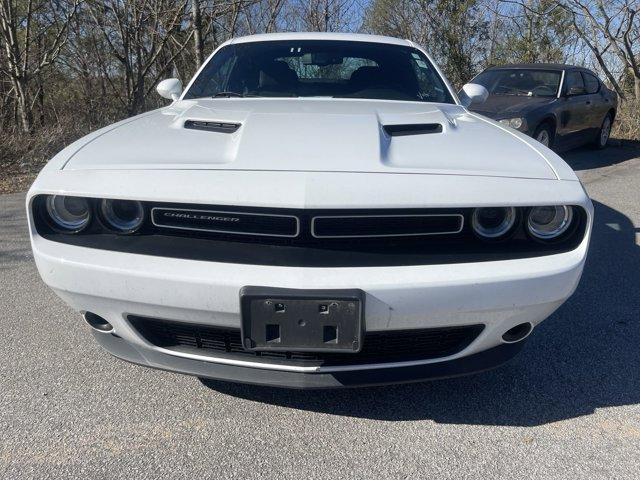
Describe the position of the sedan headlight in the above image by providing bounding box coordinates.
[100,199,145,233]
[45,195,91,232]
[499,117,525,130]
[527,206,574,240]
[472,207,517,239]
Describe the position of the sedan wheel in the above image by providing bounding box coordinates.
[533,124,553,148]
[536,130,550,147]
[596,115,612,149]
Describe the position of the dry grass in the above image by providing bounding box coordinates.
[0,119,100,194]
[612,100,640,142]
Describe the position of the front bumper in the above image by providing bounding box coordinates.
[31,226,589,386]
[27,167,593,388]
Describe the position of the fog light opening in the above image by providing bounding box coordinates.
[83,312,113,333]
[502,322,532,343]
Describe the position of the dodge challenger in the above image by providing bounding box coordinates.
[27,33,593,388]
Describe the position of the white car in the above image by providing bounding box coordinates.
[27,33,592,388]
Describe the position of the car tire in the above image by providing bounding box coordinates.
[593,113,612,150]
[533,123,554,149]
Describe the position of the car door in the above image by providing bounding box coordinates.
[557,70,591,148]
[582,71,608,136]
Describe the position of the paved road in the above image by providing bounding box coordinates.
[2,145,639,479]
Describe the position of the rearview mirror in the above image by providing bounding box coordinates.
[459,83,489,107]
[301,52,343,66]
[157,78,183,101]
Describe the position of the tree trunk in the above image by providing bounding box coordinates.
[14,78,33,133]
[192,0,204,67]
[635,76,640,102]
[130,73,145,115]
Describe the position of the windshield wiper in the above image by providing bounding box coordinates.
[212,91,258,98]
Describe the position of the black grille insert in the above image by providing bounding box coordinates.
[129,316,484,367]
[151,208,299,238]
[312,214,463,238]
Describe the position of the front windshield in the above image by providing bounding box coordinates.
[184,40,454,104]
[473,69,561,97]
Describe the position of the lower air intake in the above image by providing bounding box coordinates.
[129,316,484,367]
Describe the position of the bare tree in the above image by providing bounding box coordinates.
[240,0,285,33]
[0,0,80,132]
[287,0,359,32]
[364,0,488,87]
[87,0,193,115]
[492,0,574,64]
[562,0,639,100]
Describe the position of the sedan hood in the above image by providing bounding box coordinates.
[63,98,557,180]
[471,95,556,119]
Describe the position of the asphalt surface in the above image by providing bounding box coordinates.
[2,144,639,479]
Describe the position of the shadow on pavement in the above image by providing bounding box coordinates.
[201,200,639,426]
[563,140,640,171]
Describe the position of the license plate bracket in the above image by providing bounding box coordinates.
[240,287,364,353]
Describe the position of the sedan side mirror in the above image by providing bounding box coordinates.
[567,86,586,96]
[459,83,489,107]
[157,78,183,101]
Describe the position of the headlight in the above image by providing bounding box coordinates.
[527,206,574,240]
[472,207,517,239]
[100,199,145,233]
[499,117,525,130]
[45,195,91,232]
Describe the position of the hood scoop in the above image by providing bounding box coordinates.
[383,123,443,137]
[184,120,240,133]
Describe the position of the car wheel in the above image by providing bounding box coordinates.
[533,123,554,149]
[593,113,612,149]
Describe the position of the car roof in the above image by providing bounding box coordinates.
[228,32,413,47]
[485,63,583,71]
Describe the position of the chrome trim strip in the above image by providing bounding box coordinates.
[151,207,300,238]
[557,70,565,98]
[150,343,470,373]
[310,214,464,239]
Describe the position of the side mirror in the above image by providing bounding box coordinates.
[567,86,586,96]
[459,83,489,107]
[156,78,183,101]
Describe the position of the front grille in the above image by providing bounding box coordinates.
[151,206,463,240]
[129,316,484,367]
[34,196,589,267]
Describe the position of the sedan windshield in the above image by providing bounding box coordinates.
[473,69,561,97]
[184,40,454,104]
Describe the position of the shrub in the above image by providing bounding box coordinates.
[612,100,640,142]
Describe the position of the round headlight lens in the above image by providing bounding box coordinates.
[100,199,144,233]
[499,118,524,129]
[527,205,573,239]
[45,195,91,232]
[472,207,517,239]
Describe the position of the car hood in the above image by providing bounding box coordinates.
[62,98,557,180]
[470,95,556,119]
